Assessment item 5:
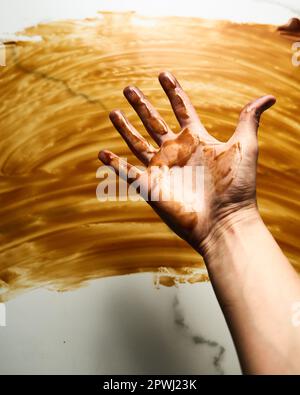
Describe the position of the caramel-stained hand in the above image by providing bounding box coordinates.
[98,72,276,255]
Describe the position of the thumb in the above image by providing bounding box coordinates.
[234,95,276,139]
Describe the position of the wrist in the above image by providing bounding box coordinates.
[197,203,263,268]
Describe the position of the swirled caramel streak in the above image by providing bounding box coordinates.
[0,13,299,300]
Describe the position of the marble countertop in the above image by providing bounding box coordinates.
[0,0,299,375]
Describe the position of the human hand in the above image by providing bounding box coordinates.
[98,72,275,256]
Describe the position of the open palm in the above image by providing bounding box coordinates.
[99,72,275,253]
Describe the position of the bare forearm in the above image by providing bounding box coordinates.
[99,72,299,373]
[199,207,300,374]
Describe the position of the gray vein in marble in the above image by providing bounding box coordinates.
[173,294,226,375]
[10,44,107,110]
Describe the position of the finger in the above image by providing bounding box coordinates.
[98,150,142,183]
[109,110,157,165]
[123,86,174,145]
[158,71,202,129]
[233,95,276,140]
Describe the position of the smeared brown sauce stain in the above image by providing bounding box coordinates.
[212,142,241,194]
[149,127,200,167]
[278,18,300,35]
[125,87,169,135]
[172,94,190,120]
[0,13,299,300]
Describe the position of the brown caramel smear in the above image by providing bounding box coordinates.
[0,13,299,300]
[212,142,242,194]
[149,128,200,167]
[278,18,300,35]
[124,87,169,135]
